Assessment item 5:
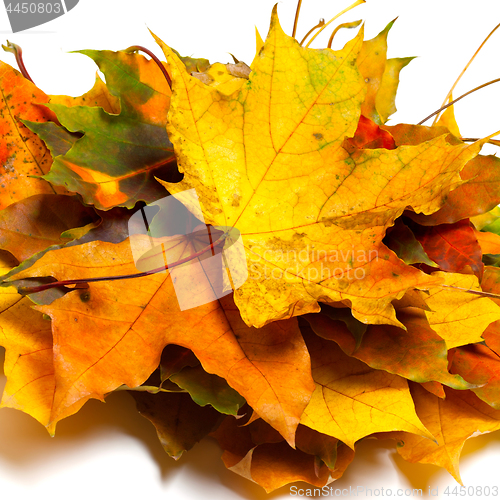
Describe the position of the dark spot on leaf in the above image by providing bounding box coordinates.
[313,133,323,140]
[80,291,91,302]
[232,193,241,207]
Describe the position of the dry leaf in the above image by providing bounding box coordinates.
[392,383,500,485]
[299,323,433,448]
[0,61,67,209]
[5,237,314,444]
[154,11,483,329]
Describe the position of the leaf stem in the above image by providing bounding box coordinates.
[2,40,34,83]
[114,384,187,394]
[292,0,303,39]
[440,284,500,300]
[14,229,228,295]
[299,19,325,46]
[327,20,362,49]
[125,45,172,90]
[432,21,500,125]
[417,77,500,125]
[305,0,365,48]
[461,137,500,147]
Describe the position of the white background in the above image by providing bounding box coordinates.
[1,0,500,499]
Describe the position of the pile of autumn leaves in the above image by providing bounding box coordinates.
[2,9,500,492]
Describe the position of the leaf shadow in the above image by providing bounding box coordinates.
[314,434,500,493]
[0,347,188,483]
[388,431,500,490]
[212,445,288,500]
[1,345,498,496]
[331,438,400,489]
[0,347,266,497]
[0,380,166,478]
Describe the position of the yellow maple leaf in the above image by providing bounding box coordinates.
[299,324,433,449]
[423,272,500,349]
[390,383,500,485]
[154,9,484,329]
